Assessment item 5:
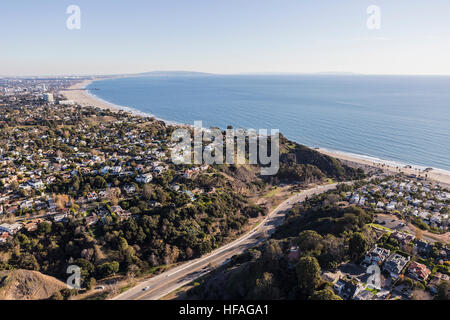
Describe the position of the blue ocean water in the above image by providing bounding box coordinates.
[87,75,450,171]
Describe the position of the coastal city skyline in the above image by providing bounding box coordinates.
[2,0,450,76]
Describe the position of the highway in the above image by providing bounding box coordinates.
[112,183,340,300]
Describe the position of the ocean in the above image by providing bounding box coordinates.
[87,74,450,172]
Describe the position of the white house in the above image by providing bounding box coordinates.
[136,173,153,184]
[0,223,23,234]
[28,179,44,190]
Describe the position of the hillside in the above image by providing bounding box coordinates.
[184,186,375,300]
[275,135,363,183]
[0,269,67,300]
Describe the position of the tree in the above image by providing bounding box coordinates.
[309,288,342,300]
[348,232,368,262]
[86,277,97,291]
[98,261,120,278]
[296,256,321,295]
[60,288,78,300]
[143,184,154,200]
[94,176,107,189]
[263,239,282,262]
[18,253,40,271]
[73,258,95,285]
[49,291,63,300]
[435,281,450,300]
[252,272,280,299]
[297,230,323,253]
[415,228,423,240]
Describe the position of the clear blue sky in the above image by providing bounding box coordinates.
[2,0,450,76]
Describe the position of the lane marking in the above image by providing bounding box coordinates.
[114,184,340,300]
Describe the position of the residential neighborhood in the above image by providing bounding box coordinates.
[317,177,450,300]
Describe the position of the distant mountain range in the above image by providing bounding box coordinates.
[0,71,365,80]
[127,71,213,77]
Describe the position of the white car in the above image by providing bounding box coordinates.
[142,286,150,291]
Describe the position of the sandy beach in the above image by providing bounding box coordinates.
[318,148,450,187]
[60,79,123,112]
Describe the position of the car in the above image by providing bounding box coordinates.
[142,286,150,291]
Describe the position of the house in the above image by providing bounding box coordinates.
[85,214,98,226]
[362,246,390,266]
[406,261,431,281]
[0,223,23,234]
[97,207,111,223]
[386,201,397,211]
[111,166,122,175]
[34,200,47,211]
[100,166,111,175]
[0,232,8,243]
[27,179,44,190]
[87,192,98,202]
[358,197,366,206]
[353,289,375,300]
[350,194,360,204]
[136,173,153,184]
[123,184,136,194]
[429,272,450,294]
[333,278,363,300]
[53,213,68,222]
[6,206,18,215]
[153,166,166,175]
[110,205,132,220]
[376,201,385,209]
[391,231,415,250]
[23,221,38,232]
[430,213,442,226]
[414,240,432,257]
[183,170,193,179]
[383,253,410,279]
[182,190,196,202]
[20,200,33,210]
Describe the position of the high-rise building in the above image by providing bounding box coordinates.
[43,93,54,103]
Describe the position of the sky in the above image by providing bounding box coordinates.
[1,0,450,76]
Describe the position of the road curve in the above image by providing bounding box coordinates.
[112,183,340,300]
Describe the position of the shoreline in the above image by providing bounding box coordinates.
[62,79,450,187]
[317,148,450,187]
[60,79,123,112]
[60,79,182,126]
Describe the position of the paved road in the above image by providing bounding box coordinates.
[112,183,341,300]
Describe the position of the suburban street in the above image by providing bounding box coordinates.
[112,183,341,300]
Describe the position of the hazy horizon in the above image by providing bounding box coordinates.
[3,70,450,78]
[2,0,450,76]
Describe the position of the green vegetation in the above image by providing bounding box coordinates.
[186,189,375,300]
[0,101,359,294]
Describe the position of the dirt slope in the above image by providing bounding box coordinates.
[0,269,67,300]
